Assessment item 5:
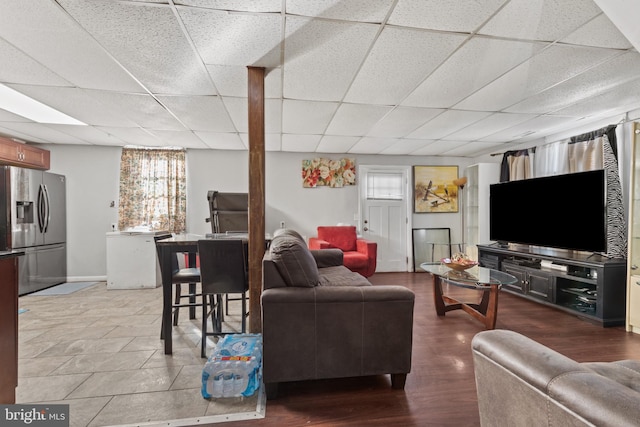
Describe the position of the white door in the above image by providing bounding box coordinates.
[359,166,411,272]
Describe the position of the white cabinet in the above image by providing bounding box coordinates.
[627,122,640,333]
[106,231,169,289]
[465,163,500,260]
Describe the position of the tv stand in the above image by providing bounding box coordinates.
[477,244,627,327]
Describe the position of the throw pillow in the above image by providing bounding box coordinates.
[270,235,319,287]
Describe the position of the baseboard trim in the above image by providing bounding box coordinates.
[66,275,107,283]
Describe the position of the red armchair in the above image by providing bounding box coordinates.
[308,226,377,277]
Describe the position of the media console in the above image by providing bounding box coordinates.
[477,244,627,327]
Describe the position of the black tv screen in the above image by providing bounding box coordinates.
[489,169,606,253]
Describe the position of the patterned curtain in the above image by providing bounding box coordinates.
[118,147,186,233]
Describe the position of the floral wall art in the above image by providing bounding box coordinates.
[302,158,356,188]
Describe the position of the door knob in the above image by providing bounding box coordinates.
[363,227,368,231]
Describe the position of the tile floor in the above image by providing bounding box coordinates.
[17,282,264,427]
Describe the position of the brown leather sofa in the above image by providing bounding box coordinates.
[261,229,414,399]
[472,329,640,427]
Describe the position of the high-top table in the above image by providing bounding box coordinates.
[420,262,517,329]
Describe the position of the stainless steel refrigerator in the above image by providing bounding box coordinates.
[0,166,67,295]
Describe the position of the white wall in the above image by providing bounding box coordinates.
[42,144,479,280]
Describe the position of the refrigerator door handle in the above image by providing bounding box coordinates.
[43,184,50,233]
[37,184,46,233]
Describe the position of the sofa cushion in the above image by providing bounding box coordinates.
[342,251,369,269]
[317,265,371,287]
[270,235,319,287]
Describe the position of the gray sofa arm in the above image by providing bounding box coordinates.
[472,329,640,427]
[261,285,414,386]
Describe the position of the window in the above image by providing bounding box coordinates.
[118,147,186,233]
[366,172,403,200]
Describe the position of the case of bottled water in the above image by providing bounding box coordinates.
[201,333,262,399]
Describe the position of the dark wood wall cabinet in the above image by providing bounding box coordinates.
[478,244,627,327]
[0,252,23,404]
[0,136,50,170]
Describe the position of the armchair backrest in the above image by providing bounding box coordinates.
[317,226,357,252]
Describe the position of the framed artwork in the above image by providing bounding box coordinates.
[413,165,459,213]
[302,158,356,188]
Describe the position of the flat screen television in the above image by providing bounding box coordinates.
[489,169,606,253]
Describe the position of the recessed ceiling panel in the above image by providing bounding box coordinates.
[287,0,394,22]
[438,140,504,157]
[284,16,379,102]
[94,92,187,130]
[456,44,620,111]
[478,0,601,42]
[156,95,236,132]
[95,126,165,147]
[194,131,246,150]
[282,100,339,134]
[281,134,322,152]
[367,107,443,138]
[5,85,139,127]
[147,130,209,149]
[345,27,467,105]
[316,135,360,153]
[0,0,145,92]
[402,38,543,108]
[325,104,392,136]
[179,7,282,68]
[389,0,506,32]
[446,112,539,141]
[408,110,492,140]
[58,0,215,95]
[348,137,398,154]
[379,138,434,155]
[224,98,282,133]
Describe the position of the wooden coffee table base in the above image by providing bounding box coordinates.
[433,275,499,329]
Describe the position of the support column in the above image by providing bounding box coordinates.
[247,66,265,333]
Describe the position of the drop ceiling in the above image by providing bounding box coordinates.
[0,0,638,157]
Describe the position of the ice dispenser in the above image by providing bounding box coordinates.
[16,201,34,224]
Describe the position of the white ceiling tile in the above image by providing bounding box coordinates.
[4,85,139,127]
[58,0,215,95]
[553,78,640,118]
[506,52,640,114]
[43,124,127,146]
[478,0,602,42]
[286,0,394,22]
[348,137,398,154]
[367,107,443,137]
[0,108,33,123]
[438,140,503,157]
[281,134,322,152]
[146,130,209,149]
[0,38,71,87]
[193,132,246,150]
[207,65,282,98]
[0,122,88,144]
[156,95,236,132]
[179,6,282,68]
[326,104,392,136]
[380,138,433,155]
[316,135,360,153]
[402,38,544,108]
[177,0,281,13]
[282,100,339,134]
[561,13,633,49]
[478,115,582,143]
[389,0,506,32]
[345,27,467,105]
[456,44,620,111]
[446,112,539,141]
[238,133,283,151]
[0,0,145,93]
[0,125,48,143]
[284,16,379,102]
[91,92,186,130]
[95,126,165,146]
[408,110,493,140]
[224,98,282,133]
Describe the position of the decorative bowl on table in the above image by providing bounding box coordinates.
[441,257,479,271]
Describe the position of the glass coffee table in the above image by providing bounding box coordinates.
[420,262,517,329]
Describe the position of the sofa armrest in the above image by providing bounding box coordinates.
[261,285,414,384]
[310,248,343,268]
[355,239,377,276]
[472,329,640,427]
[308,237,331,250]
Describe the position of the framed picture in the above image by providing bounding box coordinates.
[413,165,459,213]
